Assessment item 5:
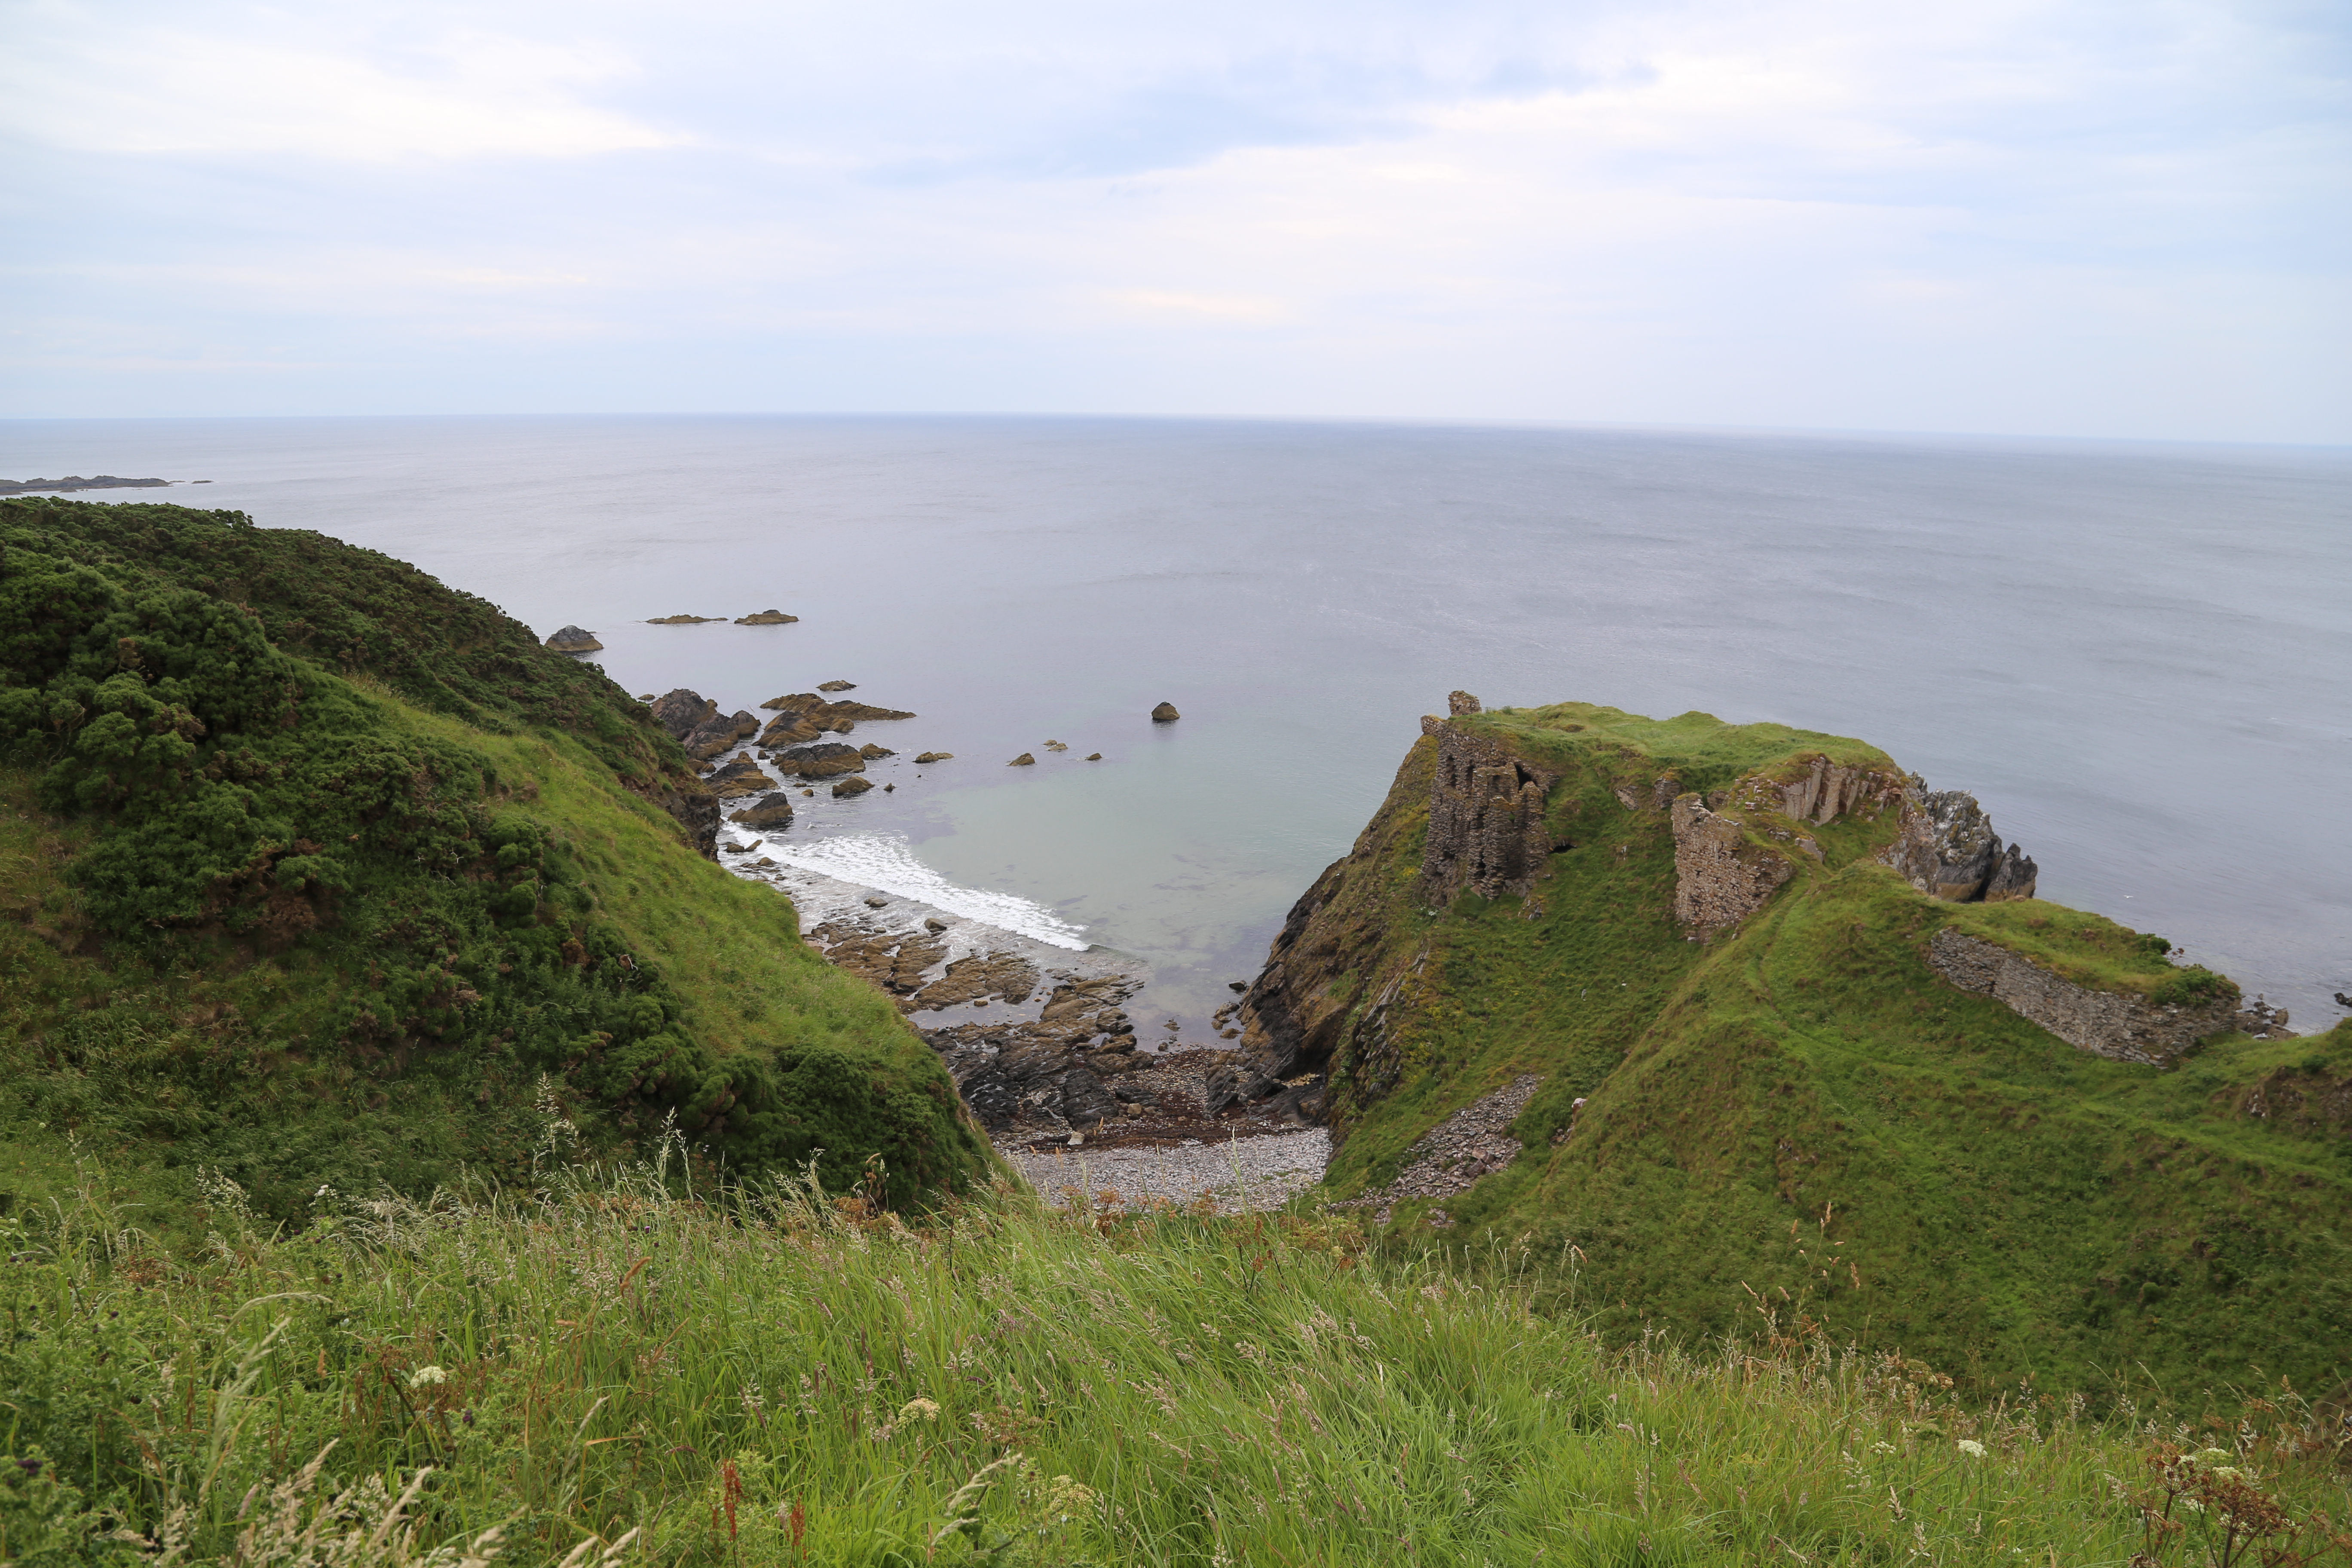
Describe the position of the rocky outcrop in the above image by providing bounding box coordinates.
[915,752,953,764]
[684,710,758,761]
[655,783,720,859]
[733,609,799,624]
[758,712,824,747]
[1418,710,1557,904]
[1151,702,1180,722]
[1669,795,1797,938]
[0,475,171,495]
[543,625,603,652]
[818,680,856,692]
[645,614,720,624]
[832,776,875,798]
[650,689,719,741]
[729,792,796,828]
[758,692,914,726]
[1926,928,2242,1065]
[775,742,865,779]
[1883,785,2037,902]
[707,755,773,797]
[858,744,895,760]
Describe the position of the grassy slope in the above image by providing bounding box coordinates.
[0,499,990,1223]
[1296,703,2352,1398]
[2,1155,2344,1566]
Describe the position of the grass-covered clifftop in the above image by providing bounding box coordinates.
[1236,700,2352,1398]
[0,498,991,1219]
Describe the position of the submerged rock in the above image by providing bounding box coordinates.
[544,625,603,652]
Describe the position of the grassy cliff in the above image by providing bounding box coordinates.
[0,498,991,1221]
[1238,701,2352,1398]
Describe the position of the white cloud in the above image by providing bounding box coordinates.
[0,11,676,159]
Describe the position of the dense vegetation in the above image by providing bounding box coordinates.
[0,498,990,1221]
[1283,703,2352,1400]
[2,1149,2344,1565]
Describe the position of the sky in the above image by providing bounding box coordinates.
[3,0,2347,440]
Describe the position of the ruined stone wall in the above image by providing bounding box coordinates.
[1417,711,1558,904]
[1927,928,2241,1065]
[1669,795,1797,938]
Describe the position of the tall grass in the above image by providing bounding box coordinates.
[2,1144,2343,1566]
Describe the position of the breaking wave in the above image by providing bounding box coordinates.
[752,832,1090,950]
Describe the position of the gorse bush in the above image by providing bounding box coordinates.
[2,1150,2345,1566]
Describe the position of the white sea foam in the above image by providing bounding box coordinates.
[751,832,1090,950]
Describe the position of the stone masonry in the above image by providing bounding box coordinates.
[1927,928,2243,1065]
[1418,696,1559,904]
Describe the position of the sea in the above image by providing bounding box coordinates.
[6,415,2348,1038]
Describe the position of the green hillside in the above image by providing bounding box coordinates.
[0,498,991,1222]
[1233,700,2352,1397]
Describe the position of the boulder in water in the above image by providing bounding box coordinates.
[729,792,797,828]
[544,625,603,652]
[914,751,953,764]
[734,609,799,625]
[1008,752,1035,766]
[1151,701,1180,723]
[818,679,857,692]
[777,741,866,779]
[833,776,876,798]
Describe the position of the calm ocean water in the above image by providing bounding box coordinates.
[7,415,2348,1036]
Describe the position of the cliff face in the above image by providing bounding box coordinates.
[1225,694,2348,1394]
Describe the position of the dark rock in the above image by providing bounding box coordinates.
[657,784,720,859]
[1151,702,1180,722]
[776,742,865,778]
[758,713,824,747]
[833,776,876,798]
[1085,753,1102,761]
[734,609,799,624]
[1008,753,1035,766]
[729,792,797,828]
[544,625,603,652]
[682,710,759,760]
[650,689,719,741]
[1061,1068,1122,1126]
[1883,783,2036,903]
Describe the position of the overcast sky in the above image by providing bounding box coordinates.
[3,0,2346,440]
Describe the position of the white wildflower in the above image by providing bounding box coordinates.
[1956,1439,1986,1458]
[407,1366,449,1388]
[896,1397,941,1424]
